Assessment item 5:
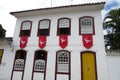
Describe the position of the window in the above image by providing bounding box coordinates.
[56,50,70,73]
[14,50,27,71]
[57,18,71,35]
[79,16,94,35]
[37,19,50,36]
[20,21,32,36]
[0,49,3,64]
[33,50,47,72]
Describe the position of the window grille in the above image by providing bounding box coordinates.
[57,51,69,73]
[34,59,45,71]
[14,59,24,70]
[80,17,94,34]
[57,18,71,35]
[38,19,50,36]
[20,21,32,36]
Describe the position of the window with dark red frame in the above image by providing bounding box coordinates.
[37,19,50,36]
[33,50,47,72]
[57,18,71,35]
[79,16,95,35]
[20,21,32,37]
[56,50,70,73]
[0,49,3,65]
[14,50,27,71]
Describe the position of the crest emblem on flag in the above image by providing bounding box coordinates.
[38,36,47,49]
[20,36,28,48]
[59,35,68,49]
[82,34,93,49]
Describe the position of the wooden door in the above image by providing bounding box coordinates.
[81,52,97,80]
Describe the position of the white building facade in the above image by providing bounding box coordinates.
[0,2,120,80]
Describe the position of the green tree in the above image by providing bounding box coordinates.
[0,24,6,38]
[103,8,120,49]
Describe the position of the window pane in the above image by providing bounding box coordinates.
[14,59,24,70]
[80,17,94,34]
[38,29,49,36]
[57,18,70,35]
[34,50,47,71]
[59,19,69,28]
[58,28,70,35]
[22,22,31,30]
[57,51,70,73]
[38,20,50,36]
[39,20,49,29]
[20,21,32,36]
[34,60,45,71]
[20,30,30,36]
[14,50,26,70]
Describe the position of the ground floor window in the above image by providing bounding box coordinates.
[14,50,27,71]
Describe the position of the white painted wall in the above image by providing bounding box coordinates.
[106,56,120,80]
[0,40,15,80]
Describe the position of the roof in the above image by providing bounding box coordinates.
[10,2,105,17]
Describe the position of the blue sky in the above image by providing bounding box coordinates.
[0,0,120,37]
[104,0,119,10]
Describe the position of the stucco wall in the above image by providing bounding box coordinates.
[0,40,14,80]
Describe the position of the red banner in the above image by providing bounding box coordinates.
[82,34,93,49]
[20,36,28,48]
[59,35,68,49]
[38,36,47,49]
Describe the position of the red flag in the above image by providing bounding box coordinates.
[59,35,68,49]
[82,34,93,49]
[20,36,28,48]
[38,36,47,49]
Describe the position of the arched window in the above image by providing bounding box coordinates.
[20,21,32,36]
[33,50,47,72]
[56,50,70,73]
[38,19,51,36]
[57,18,71,35]
[14,50,27,71]
[79,16,95,35]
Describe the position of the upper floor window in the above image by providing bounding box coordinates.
[0,49,3,65]
[14,50,27,71]
[79,16,95,35]
[57,18,71,35]
[56,50,70,73]
[20,21,32,37]
[33,50,47,72]
[37,19,50,36]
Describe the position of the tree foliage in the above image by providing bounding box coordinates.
[103,8,120,49]
[0,24,6,38]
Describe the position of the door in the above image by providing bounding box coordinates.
[81,51,97,80]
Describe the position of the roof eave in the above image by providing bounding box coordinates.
[10,2,105,18]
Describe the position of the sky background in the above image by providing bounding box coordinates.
[0,0,120,37]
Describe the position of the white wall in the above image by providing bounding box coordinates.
[0,40,15,80]
[107,56,120,80]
